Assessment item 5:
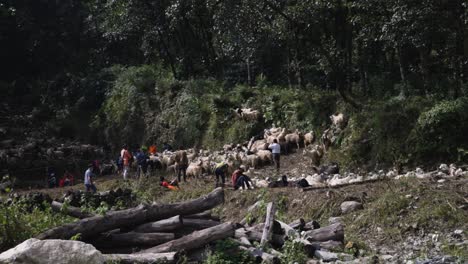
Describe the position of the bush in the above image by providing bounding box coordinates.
[410,98,468,162]
[280,240,308,264]
[205,239,255,264]
[0,202,74,251]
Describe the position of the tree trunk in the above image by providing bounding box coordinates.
[288,218,305,230]
[182,218,221,229]
[275,220,298,238]
[246,57,251,86]
[185,210,220,221]
[37,188,224,240]
[50,201,95,219]
[105,252,179,264]
[304,223,344,242]
[311,240,344,251]
[260,202,276,247]
[397,44,409,97]
[132,216,183,233]
[141,222,235,254]
[91,232,175,248]
[235,228,284,247]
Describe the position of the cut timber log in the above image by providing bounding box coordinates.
[105,252,178,264]
[311,240,344,251]
[141,222,236,254]
[275,220,298,238]
[304,223,344,242]
[37,187,224,240]
[182,218,221,229]
[288,218,305,230]
[235,228,284,247]
[91,232,175,248]
[260,202,276,247]
[239,246,279,264]
[133,216,183,233]
[248,222,283,235]
[304,220,321,230]
[185,211,220,221]
[51,201,95,219]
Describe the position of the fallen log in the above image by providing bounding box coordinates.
[37,188,224,240]
[260,202,276,247]
[133,216,183,233]
[248,222,283,235]
[50,201,95,219]
[141,222,236,254]
[288,218,305,230]
[304,220,321,230]
[275,220,298,238]
[185,211,220,221]
[106,252,178,264]
[182,218,221,229]
[239,246,279,264]
[311,240,344,251]
[235,228,284,247]
[304,223,344,242]
[91,232,175,248]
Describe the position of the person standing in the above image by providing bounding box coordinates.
[174,147,188,182]
[84,164,97,193]
[135,148,149,178]
[214,161,228,187]
[121,145,132,180]
[269,139,281,170]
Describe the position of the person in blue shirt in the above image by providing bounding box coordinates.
[135,148,149,178]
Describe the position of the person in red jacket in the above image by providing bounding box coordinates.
[231,166,253,190]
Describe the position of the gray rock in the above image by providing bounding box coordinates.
[0,238,106,264]
[341,201,363,214]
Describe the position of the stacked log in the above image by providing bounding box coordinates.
[34,188,351,263]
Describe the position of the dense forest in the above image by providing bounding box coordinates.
[1,0,468,168]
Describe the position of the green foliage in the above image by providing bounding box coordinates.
[280,240,308,264]
[205,239,255,264]
[0,202,74,251]
[411,98,468,162]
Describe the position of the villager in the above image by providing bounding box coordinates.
[160,176,179,191]
[174,147,188,182]
[121,145,132,180]
[214,161,228,187]
[231,166,254,190]
[269,139,281,170]
[135,148,149,178]
[84,164,97,193]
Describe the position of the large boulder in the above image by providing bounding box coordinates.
[341,201,363,214]
[0,238,106,264]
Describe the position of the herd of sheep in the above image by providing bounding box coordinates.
[143,112,348,179]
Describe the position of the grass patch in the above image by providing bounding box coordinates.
[344,178,468,244]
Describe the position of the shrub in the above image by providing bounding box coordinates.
[280,240,308,264]
[411,98,468,162]
[0,202,74,251]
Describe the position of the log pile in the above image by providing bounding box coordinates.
[34,188,352,263]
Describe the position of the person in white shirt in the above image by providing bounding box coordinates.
[84,164,97,193]
[269,139,281,170]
